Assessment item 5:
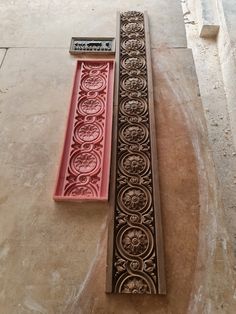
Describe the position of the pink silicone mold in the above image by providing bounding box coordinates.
[54,60,114,201]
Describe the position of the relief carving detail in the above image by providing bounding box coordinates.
[109,11,165,294]
[54,60,114,201]
[64,62,109,197]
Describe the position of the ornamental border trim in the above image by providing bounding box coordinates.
[54,60,114,201]
[106,11,166,295]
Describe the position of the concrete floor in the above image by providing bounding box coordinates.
[183,0,236,261]
[0,0,235,313]
[182,1,236,313]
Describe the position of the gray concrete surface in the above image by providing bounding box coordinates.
[214,0,236,158]
[0,0,187,49]
[182,1,236,312]
[221,0,236,47]
[196,0,219,38]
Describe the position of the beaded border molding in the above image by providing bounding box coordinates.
[106,11,166,294]
[54,60,114,201]
[69,37,115,55]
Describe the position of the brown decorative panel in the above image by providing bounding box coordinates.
[106,11,166,294]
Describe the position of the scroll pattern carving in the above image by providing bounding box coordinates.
[64,62,108,198]
[54,60,114,201]
[112,11,159,294]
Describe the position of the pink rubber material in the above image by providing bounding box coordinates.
[54,60,114,201]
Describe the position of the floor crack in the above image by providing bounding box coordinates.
[0,48,8,70]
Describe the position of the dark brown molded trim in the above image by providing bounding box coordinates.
[106,11,166,295]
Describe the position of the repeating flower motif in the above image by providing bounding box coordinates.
[122,228,148,255]
[80,98,103,115]
[129,214,140,223]
[123,154,146,174]
[70,186,93,197]
[122,278,148,294]
[123,39,143,50]
[123,125,145,142]
[74,153,97,173]
[83,75,105,90]
[123,57,144,70]
[123,22,143,33]
[122,188,147,211]
[62,62,110,199]
[78,124,100,142]
[121,11,143,20]
[123,99,144,115]
[111,11,161,294]
[124,77,144,91]
[130,260,140,270]
[129,176,139,184]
